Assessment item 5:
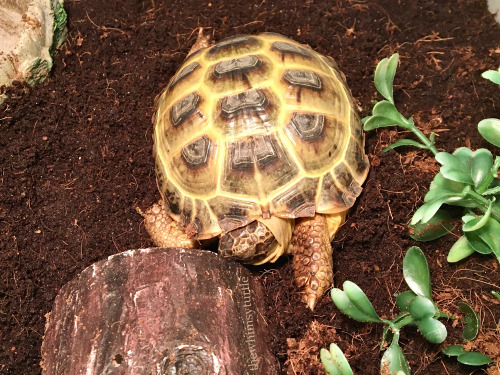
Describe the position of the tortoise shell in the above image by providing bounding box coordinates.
[153,33,369,240]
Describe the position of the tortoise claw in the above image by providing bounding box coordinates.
[305,294,318,311]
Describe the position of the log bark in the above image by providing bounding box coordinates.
[41,247,279,375]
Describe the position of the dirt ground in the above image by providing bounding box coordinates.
[1,0,500,374]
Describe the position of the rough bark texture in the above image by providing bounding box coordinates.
[41,247,278,375]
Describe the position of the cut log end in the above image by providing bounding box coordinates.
[41,247,279,374]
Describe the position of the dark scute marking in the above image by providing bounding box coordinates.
[228,135,279,171]
[209,197,259,232]
[253,135,278,169]
[272,178,317,217]
[208,196,261,232]
[179,196,194,229]
[333,163,361,196]
[348,140,370,176]
[221,89,268,118]
[181,136,211,168]
[185,217,202,238]
[208,35,254,54]
[290,113,325,141]
[321,173,347,207]
[170,92,200,126]
[163,180,182,215]
[230,139,254,171]
[168,62,200,90]
[271,41,311,57]
[283,70,322,90]
[214,55,261,77]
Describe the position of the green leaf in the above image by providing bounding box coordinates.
[374,53,399,104]
[428,172,467,196]
[383,138,429,152]
[331,288,382,323]
[478,118,500,148]
[492,290,500,301]
[462,200,493,232]
[471,149,493,189]
[471,218,500,259]
[457,352,493,366]
[343,281,381,322]
[444,346,493,366]
[440,166,474,185]
[410,197,449,224]
[403,246,432,299]
[320,344,353,375]
[482,69,500,85]
[363,101,409,131]
[363,114,402,131]
[436,152,468,170]
[453,147,474,169]
[436,152,474,185]
[442,345,467,356]
[464,230,493,255]
[409,296,437,320]
[416,317,447,344]
[457,302,479,341]
[396,291,417,312]
[482,186,500,196]
[447,236,476,262]
[409,208,455,241]
[380,340,410,375]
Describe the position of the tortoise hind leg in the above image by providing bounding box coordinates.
[137,200,198,248]
[291,212,345,310]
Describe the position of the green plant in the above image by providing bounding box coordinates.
[320,343,354,375]
[440,301,492,366]
[363,54,500,265]
[482,68,500,85]
[321,247,492,373]
[327,247,448,374]
[442,345,493,366]
[493,290,500,302]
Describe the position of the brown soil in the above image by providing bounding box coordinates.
[1,0,499,374]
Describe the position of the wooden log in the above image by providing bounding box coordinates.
[41,247,279,374]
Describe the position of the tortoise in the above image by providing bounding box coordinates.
[139,31,369,310]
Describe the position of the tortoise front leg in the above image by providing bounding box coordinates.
[137,200,198,249]
[291,212,345,310]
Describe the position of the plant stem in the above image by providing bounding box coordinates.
[477,156,500,194]
[409,123,438,155]
[466,189,500,221]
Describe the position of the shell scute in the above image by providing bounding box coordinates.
[284,113,347,174]
[204,54,272,94]
[213,88,280,139]
[205,35,262,61]
[168,62,200,92]
[271,177,319,218]
[170,92,201,127]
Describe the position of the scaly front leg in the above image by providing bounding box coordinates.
[137,200,198,249]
